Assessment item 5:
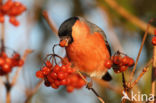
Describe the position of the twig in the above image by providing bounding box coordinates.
[42,11,58,35]
[129,19,153,82]
[131,59,153,88]
[25,80,43,103]
[11,49,33,86]
[102,0,156,35]
[5,75,11,103]
[77,71,105,103]
[6,91,11,103]
[1,23,5,51]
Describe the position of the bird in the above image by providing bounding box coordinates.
[58,16,112,81]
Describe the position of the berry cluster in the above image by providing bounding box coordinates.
[36,60,86,93]
[104,52,134,73]
[152,30,156,45]
[0,51,24,76]
[0,0,26,26]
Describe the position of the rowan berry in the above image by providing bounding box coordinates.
[51,83,59,89]
[113,55,121,65]
[120,66,128,72]
[154,29,156,35]
[2,63,11,73]
[45,60,52,68]
[152,36,156,45]
[66,85,74,93]
[0,57,5,66]
[128,58,134,67]
[121,56,129,66]
[104,59,112,69]
[50,72,57,79]
[36,71,44,78]
[57,71,65,80]
[42,66,50,75]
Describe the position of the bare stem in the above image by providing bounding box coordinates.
[1,23,5,51]
[25,80,43,103]
[129,19,152,82]
[131,59,153,88]
[6,92,11,103]
[42,11,58,35]
[11,49,33,86]
[102,0,156,34]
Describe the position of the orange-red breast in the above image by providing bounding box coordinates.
[58,16,112,81]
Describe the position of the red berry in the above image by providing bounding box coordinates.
[67,68,73,74]
[104,59,112,69]
[12,53,20,60]
[51,83,59,89]
[45,60,52,68]
[2,63,11,73]
[53,65,60,73]
[66,78,71,85]
[152,36,156,45]
[5,57,12,65]
[128,58,134,67]
[9,17,19,26]
[0,16,4,23]
[60,65,67,72]
[36,71,44,78]
[59,40,67,47]
[60,79,67,85]
[120,66,128,72]
[58,72,65,80]
[121,56,129,65]
[154,29,156,35]
[42,66,50,75]
[2,0,13,12]
[54,80,60,86]
[47,75,54,83]
[50,72,57,79]
[0,57,5,66]
[112,55,121,65]
[76,79,86,88]
[66,85,74,93]
[0,52,7,58]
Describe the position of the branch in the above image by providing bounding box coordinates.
[129,19,153,82]
[42,11,58,35]
[25,80,43,103]
[1,23,5,51]
[131,59,153,88]
[11,49,33,86]
[101,0,156,35]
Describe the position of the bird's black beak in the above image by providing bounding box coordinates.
[59,37,71,47]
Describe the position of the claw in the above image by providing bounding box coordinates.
[86,80,93,90]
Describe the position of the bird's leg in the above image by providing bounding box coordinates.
[86,79,93,90]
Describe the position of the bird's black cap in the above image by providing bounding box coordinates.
[58,17,79,44]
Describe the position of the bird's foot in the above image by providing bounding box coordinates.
[86,80,93,90]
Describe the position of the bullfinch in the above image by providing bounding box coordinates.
[58,16,112,81]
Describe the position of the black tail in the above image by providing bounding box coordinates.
[102,72,112,81]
